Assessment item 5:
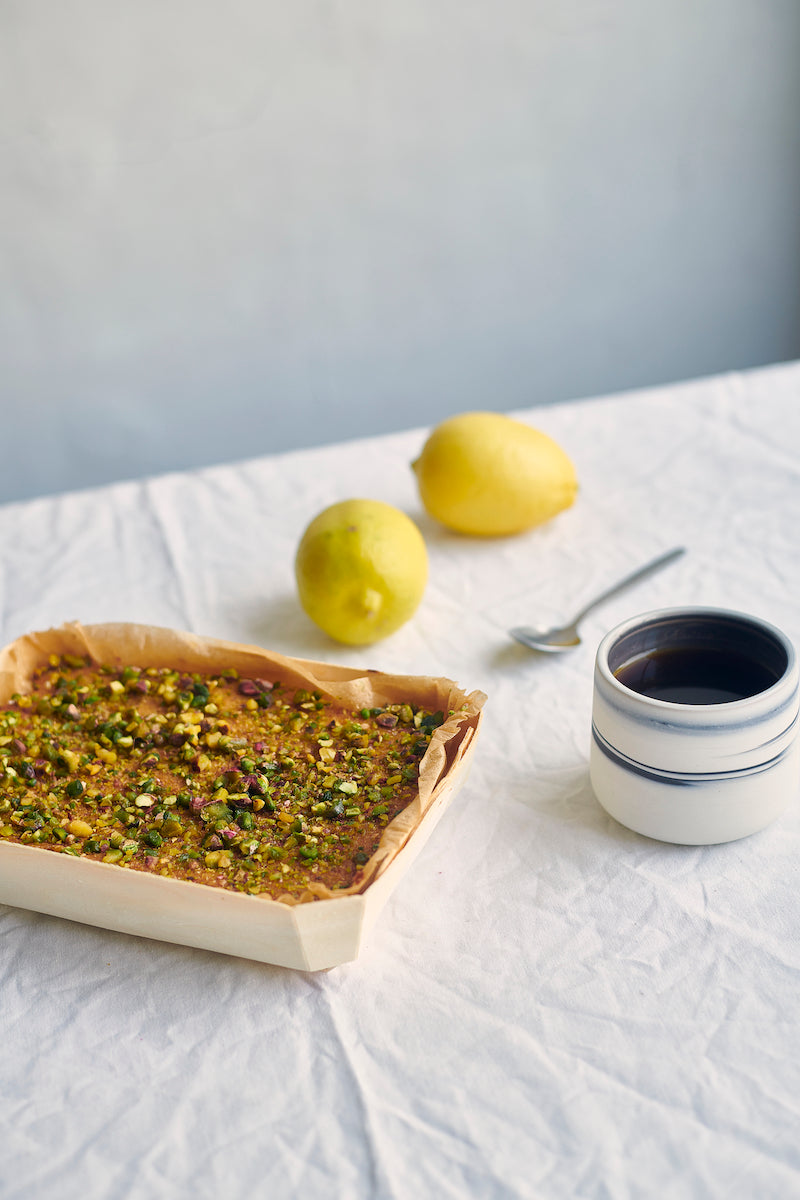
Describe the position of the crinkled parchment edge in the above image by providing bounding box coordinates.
[0,622,486,906]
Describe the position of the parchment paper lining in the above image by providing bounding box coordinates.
[0,622,485,906]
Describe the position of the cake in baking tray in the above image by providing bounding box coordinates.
[0,653,457,901]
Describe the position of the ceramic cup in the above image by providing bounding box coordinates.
[590,607,800,844]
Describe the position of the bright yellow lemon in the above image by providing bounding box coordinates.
[412,411,578,536]
[295,499,428,645]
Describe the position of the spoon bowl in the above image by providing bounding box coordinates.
[510,622,583,652]
[510,547,686,654]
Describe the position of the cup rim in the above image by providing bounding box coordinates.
[596,606,797,712]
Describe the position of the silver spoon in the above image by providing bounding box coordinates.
[510,546,686,653]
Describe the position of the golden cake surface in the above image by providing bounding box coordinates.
[0,655,447,899]
[0,622,485,909]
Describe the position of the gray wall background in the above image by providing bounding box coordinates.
[2,0,799,504]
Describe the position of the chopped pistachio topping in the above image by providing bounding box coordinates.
[0,657,446,899]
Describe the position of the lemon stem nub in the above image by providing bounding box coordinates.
[361,588,383,617]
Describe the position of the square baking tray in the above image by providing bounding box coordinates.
[0,622,484,970]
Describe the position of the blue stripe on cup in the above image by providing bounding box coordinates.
[591,722,794,787]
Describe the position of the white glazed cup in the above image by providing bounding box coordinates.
[590,607,800,844]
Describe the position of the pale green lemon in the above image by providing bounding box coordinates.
[295,499,428,645]
[412,411,578,536]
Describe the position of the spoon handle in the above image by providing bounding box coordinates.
[571,546,686,625]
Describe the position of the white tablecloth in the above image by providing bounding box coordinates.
[2,364,800,1199]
